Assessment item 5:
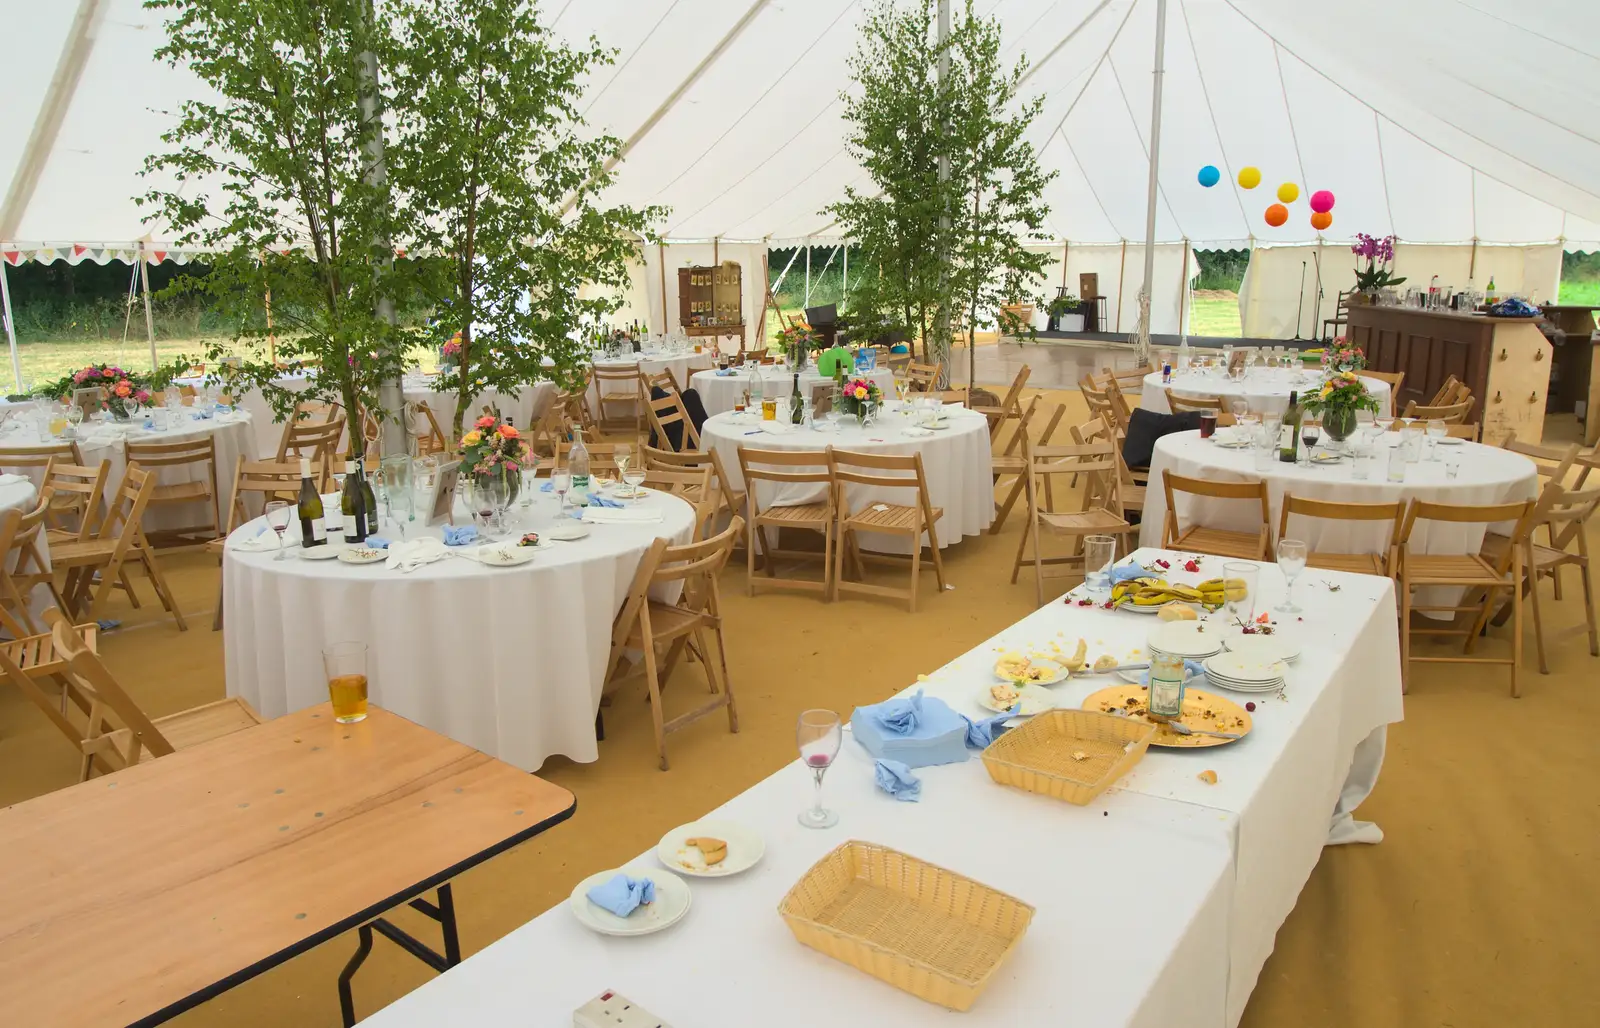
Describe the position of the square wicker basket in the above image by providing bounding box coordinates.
[980,708,1157,805]
[777,840,1034,1012]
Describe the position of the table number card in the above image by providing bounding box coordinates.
[427,460,460,526]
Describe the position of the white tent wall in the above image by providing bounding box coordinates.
[1239,242,1564,340]
[1026,242,1199,336]
[641,241,769,352]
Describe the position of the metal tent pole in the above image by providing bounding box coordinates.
[804,244,811,308]
[1133,0,1168,366]
[137,242,158,373]
[936,0,951,382]
[0,260,21,392]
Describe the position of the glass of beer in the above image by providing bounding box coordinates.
[323,642,369,724]
[761,396,778,421]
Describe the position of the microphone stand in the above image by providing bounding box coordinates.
[1293,260,1307,340]
[1311,249,1325,342]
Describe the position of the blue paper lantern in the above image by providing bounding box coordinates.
[1197,165,1221,188]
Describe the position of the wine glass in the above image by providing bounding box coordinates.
[1230,400,1249,422]
[797,709,842,829]
[65,405,83,437]
[551,470,572,518]
[264,500,292,561]
[1276,538,1308,614]
[1425,419,1447,460]
[614,444,633,497]
[488,468,513,533]
[623,459,647,500]
[1299,418,1321,465]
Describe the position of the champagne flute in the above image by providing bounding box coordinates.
[1276,538,1308,614]
[264,500,292,561]
[796,709,842,829]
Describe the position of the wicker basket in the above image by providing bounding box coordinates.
[777,840,1034,1011]
[981,708,1156,805]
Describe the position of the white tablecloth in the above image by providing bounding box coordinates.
[700,407,994,551]
[1138,430,1539,556]
[0,412,255,534]
[690,367,898,416]
[590,352,716,413]
[1141,368,1392,418]
[363,547,1401,1028]
[222,488,697,770]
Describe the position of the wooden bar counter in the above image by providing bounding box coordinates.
[1345,304,1552,443]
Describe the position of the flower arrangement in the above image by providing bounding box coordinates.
[775,323,819,368]
[1351,233,1405,294]
[1327,338,1366,371]
[440,332,463,369]
[36,364,152,418]
[836,377,883,421]
[459,413,528,479]
[1300,369,1380,440]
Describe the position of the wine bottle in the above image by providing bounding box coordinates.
[1279,391,1301,463]
[324,466,344,539]
[344,458,367,543]
[297,457,326,547]
[361,465,379,538]
[790,372,804,424]
[568,428,591,504]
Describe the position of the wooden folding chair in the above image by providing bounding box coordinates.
[1278,493,1404,576]
[643,367,681,395]
[1400,397,1475,424]
[276,410,346,484]
[970,365,1031,438]
[991,397,1066,536]
[554,440,623,476]
[643,445,746,546]
[1079,375,1116,428]
[0,503,70,637]
[125,435,223,545]
[409,401,449,456]
[1101,376,1134,434]
[601,518,744,770]
[1,441,87,533]
[736,447,835,598]
[1102,364,1155,396]
[38,456,110,542]
[931,387,970,406]
[1428,374,1464,407]
[829,449,947,612]
[1356,368,1405,402]
[50,465,186,629]
[206,457,303,630]
[646,390,701,452]
[1480,483,1600,674]
[0,609,258,781]
[591,367,646,437]
[1166,389,1226,416]
[1397,498,1536,696]
[905,362,940,392]
[640,466,716,539]
[1012,438,1139,606]
[1160,470,1272,559]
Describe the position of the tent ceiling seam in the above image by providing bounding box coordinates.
[1039,0,1139,143]
[1014,0,1114,93]
[1374,111,1398,237]
[1445,0,1600,63]
[579,0,683,118]
[1106,50,1185,240]
[1269,43,1311,201]
[1179,2,1250,234]
[1057,126,1118,237]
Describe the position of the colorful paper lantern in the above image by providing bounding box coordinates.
[1276,182,1299,203]
[1264,204,1289,227]
[1309,189,1335,213]
[1238,166,1262,189]
[1310,210,1333,231]
[1197,165,1221,188]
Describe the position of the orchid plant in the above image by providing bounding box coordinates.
[1351,233,1406,294]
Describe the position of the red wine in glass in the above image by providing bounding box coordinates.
[797,710,842,829]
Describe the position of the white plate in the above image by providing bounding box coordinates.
[1116,598,1178,615]
[337,547,388,565]
[993,655,1070,685]
[978,682,1056,716]
[568,867,691,937]
[1436,436,1465,445]
[476,546,536,567]
[1222,631,1300,663]
[298,545,342,561]
[655,820,764,878]
[1204,652,1289,684]
[546,523,591,541]
[1148,621,1225,659]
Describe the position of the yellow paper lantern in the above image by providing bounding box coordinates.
[1237,166,1262,189]
[1276,182,1299,203]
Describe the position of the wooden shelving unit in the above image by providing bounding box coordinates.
[678,262,744,339]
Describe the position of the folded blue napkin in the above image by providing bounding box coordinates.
[539,480,554,492]
[442,524,478,546]
[586,873,655,917]
[193,409,214,420]
[874,759,921,802]
[1110,563,1154,584]
[873,690,925,734]
[588,495,624,509]
[715,368,737,376]
[363,536,391,549]
[962,712,1014,749]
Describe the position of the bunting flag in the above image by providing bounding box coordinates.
[72,244,86,257]
[152,250,168,263]
[2,251,19,266]
[90,247,105,261]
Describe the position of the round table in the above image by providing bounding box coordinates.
[1141,368,1393,418]
[222,487,697,770]
[1139,430,1538,558]
[689,366,897,416]
[700,406,994,552]
[0,410,255,535]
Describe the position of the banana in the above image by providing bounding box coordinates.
[1061,637,1089,672]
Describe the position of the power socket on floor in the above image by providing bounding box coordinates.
[574,990,673,1028]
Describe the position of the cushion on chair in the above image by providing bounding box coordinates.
[1121,409,1203,469]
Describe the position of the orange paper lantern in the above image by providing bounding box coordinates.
[1310,210,1333,231]
[1264,203,1289,227]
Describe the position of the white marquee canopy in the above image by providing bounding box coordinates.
[2,0,1598,259]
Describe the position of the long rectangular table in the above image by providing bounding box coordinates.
[0,704,576,1028]
[363,549,1402,1027]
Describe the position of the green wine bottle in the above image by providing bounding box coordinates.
[297,457,325,547]
[1279,391,1301,463]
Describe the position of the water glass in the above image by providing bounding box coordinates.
[1445,453,1461,480]
[1425,419,1447,460]
[380,455,414,530]
[1275,538,1308,614]
[1350,445,1373,480]
[1221,561,1258,623]
[1386,446,1407,482]
[323,642,369,724]
[1402,425,1425,464]
[1082,535,1117,600]
[797,709,843,829]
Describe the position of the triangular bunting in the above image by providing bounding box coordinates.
[152,250,168,263]
[34,249,51,262]
[72,244,86,257]
[54,247,70,260]
[2,251,19,266]
[90,248,105,260]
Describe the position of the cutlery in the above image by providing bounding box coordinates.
[1161,722,1243,740]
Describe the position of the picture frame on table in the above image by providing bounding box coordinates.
[73,387,104,415]
[427,460,460,526]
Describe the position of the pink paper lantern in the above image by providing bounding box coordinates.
[1309,190,1335,214]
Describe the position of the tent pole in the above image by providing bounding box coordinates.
[842,245,848,302]
[658,242,668,336]
[1133,0,1168,366]
[137,242,158,373]
[0,260,21,392]
[1178,238,1190,347]
[804,243,811,308]
[1115,240,1127,333]
[1061,241,1069,289]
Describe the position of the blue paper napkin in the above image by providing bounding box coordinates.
[539,480,554,492]
[873,690,925,735]
[1110,563,1154,584]
[588,495,624,509]
[442,523,478,546]
[962,712,1014,749]
[363,536,391,549]
[715,369,737,377]
[586,873,655,917]
[874,759,921,802]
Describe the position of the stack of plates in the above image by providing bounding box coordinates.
[1222,631,1300,664]
[1202,651,1287,693]
[1147,621,1224,660]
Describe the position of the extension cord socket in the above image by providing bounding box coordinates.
[574,990,673,1028]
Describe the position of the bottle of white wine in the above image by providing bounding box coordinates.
[1279,391,1301,463]
[344,458,368,543]
[297,457,326,547]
